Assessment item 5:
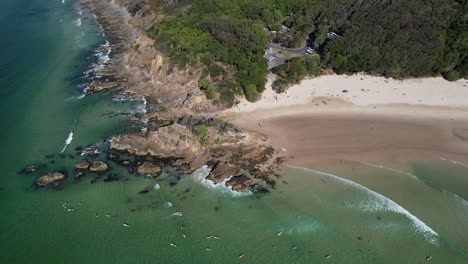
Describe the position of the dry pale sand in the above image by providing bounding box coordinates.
[221,74,468,171]
[228,73,468,113]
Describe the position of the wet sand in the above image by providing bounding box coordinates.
[226,103,468,171]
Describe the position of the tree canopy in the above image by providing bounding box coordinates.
[142,0,467,99]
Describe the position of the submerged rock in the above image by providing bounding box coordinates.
[89,161,109,173]
[81,145,101,157]
[136,161,161,177]
[73,172,85,181]
[104,173,119,182]
[75,160,90,170]
[19,164,46,174]
[36,172,66,186]
[107,153,119,160]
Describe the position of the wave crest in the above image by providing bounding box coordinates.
[290,166,439,244]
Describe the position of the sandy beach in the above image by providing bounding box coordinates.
[229,73,468,112]
[222,74,468,171]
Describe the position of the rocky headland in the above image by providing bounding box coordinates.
[27,0,283,193]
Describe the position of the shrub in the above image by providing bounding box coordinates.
[220,90,235,107]
[272,55,322,92]
[244,84,259,102]
[444,70,460,81]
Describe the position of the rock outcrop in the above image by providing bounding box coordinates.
[207,162,238,184]
[136,161,162,177]
[111,124,212,173]
[36,172,66,186]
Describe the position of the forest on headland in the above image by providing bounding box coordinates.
[131,0,467,103]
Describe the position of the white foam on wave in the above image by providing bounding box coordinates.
[131,97,147,114]
[440,157,468,169]
[65,93,86,101]
[359,161,419,180]
[87,41,111,75]
[80,41,112,90]
[290,166,439,244]
[190,165,252,197]
[61,120,77,153]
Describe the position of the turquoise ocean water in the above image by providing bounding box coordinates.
[0,1,467,263]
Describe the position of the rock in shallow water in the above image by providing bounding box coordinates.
[136,161,161,177]
[81,145,101,157]
[88,80,119,93]
[226,175,253,192]
[36,172,66,186]
[75,160,90,170]
[89,161,109,173]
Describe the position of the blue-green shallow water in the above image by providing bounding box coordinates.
[1,0,468,263]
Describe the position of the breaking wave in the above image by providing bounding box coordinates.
[65,93,86,101]
[290,166,439,244]
[60,120,77,153]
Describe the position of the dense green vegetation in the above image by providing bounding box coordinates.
[147,0,271,103]
[142,0,467,99]
[272,55,321,92]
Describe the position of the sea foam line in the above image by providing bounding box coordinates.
[190,165,252,197]
[442,189,468,209]
[289,166,439,244]
[440,157,468,169]
[60,120,77,153]
[358,161,419,180]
